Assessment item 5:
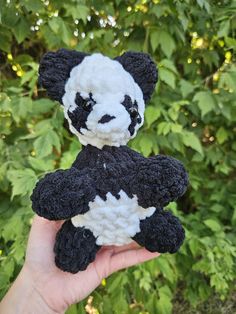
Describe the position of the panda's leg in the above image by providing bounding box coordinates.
[132,209,185,253]
[54,220,101,273]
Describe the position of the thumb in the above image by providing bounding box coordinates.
[109,248,160,274]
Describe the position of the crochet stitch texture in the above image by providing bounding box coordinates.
[31,49,188,273]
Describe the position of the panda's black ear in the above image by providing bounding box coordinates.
[115,51,158,102]
[39,49,88,104]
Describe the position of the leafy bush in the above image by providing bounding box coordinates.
[0,0,236,313]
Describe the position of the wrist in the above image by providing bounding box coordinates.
[0,266,62,314]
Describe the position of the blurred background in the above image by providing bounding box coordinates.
[0,0,236,313]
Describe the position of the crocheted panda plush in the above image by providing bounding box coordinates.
[31,49,188,273]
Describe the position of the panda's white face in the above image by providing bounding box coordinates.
[62,54,145,149]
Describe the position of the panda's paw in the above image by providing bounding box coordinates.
[30,168,96,220]
[54,220,101,273]
[134,156,188,208]
[133,209,185,254]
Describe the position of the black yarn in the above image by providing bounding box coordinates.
[98,114,115,124]
[133,209,185,253]
[122,95,142,136]
[70,145,188,206]
[31,145,188,252]
[68,93,97,132]
[31,49,188,273]
[39,49,88,103]
[115,51,158,102]
[39,49,157,104]
[54,220,100,273]
[31,167,97,220]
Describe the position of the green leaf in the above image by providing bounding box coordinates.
[66,304,78,314]
[1,6,19,27]
[150,29,159,52]
[196,0,211,12]
[159,67,176,89]
[21,0,44,12]
[225,37,236,50]
[168,101,189,121]
[193,91,216,117]
[217,20,230,37]
[189,238,200,256]
[171,124,182,133]
[156,258,176,283]
[219,72,236,91]
[159,31,176,58]
[150,29,176,58]
[12,17,30,44]
[7,169,37,198]
[33,99,56,114]
[34,119,53,134]
[11,97,32,123]
[157,285,173,314]
[210,274,228,292]
[33,130,61,159]
[48,17,72,46]
[48,17,60,34]
[216,127,228,144]
[204,219,222,232]
[28,157,54,172]
[150,5,170,18]
[182,131,203,155]
[1,258,14,277]
[145,106,161,127]
[21,69,37,86]
[107,272,127,293]
[158,122,172,135]
[139,270,152,291]
[0,28,12,52]
[65,4,90,23]
[60,141,81,169]
[60,20,71,46]
[139,135,153,157]
[34,134,52,158]
[180,79,195,97]
[48,129,61,152]
[159,59,178,74]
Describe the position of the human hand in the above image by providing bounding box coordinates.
[0,215,160,314]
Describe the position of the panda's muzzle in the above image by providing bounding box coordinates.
[98,114,115,124]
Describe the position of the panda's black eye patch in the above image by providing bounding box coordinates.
[122,96,140,120]
[68,93,96,134]
[75,92,96,112]
[122,95,133,108]
[122,95,142,136]
[129,107,138,118]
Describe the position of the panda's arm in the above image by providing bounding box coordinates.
[131,155,188,209]
[30,168,96,220]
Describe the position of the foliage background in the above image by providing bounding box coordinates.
[0,0,236,313]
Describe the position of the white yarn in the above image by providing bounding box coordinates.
[71,190,156,246]
[62,53,145,149]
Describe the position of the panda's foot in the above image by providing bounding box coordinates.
[132,209,185,253]
[54,220,101,273]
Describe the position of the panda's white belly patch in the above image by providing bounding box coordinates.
[71,190,156,246]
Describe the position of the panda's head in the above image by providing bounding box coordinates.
[39,49,158,149]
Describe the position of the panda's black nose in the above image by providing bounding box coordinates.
[98,114,115,124]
